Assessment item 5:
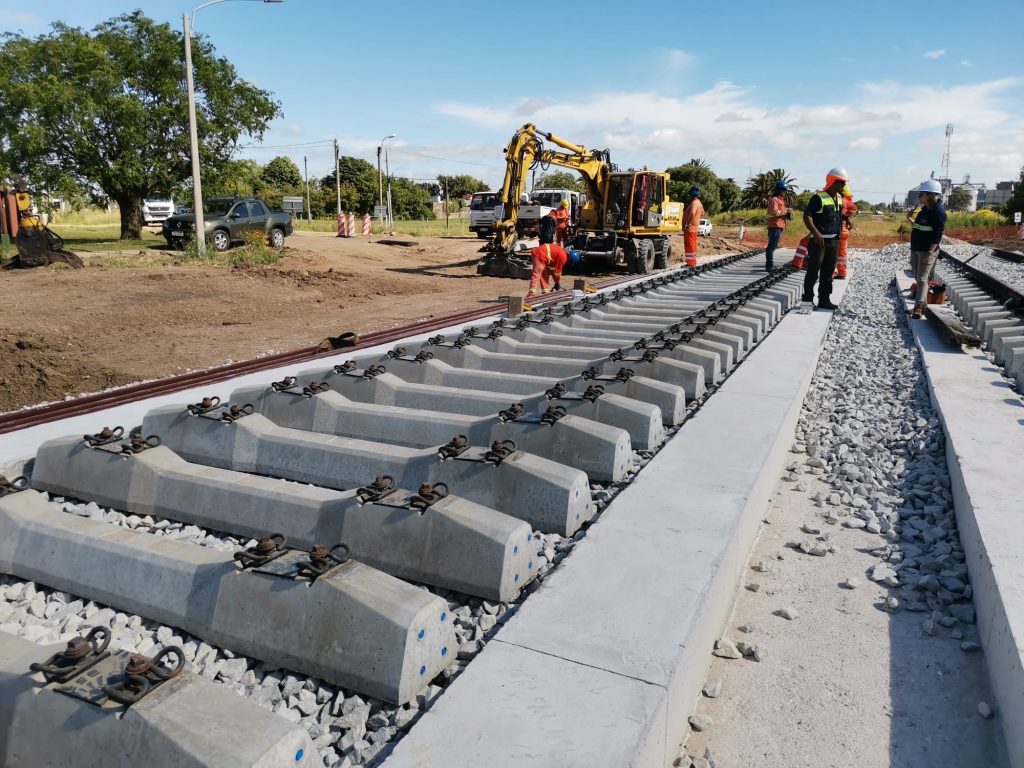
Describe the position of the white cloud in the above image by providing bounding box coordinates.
[286,123,304,136]
[961,59,972,67]
[664,48,696,73]
[923,49,946,59]
[850,137,882,150]
[433,75,1023,198]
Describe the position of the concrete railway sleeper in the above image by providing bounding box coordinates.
[0,486,455,705]
[0,629,315,767]
[934,251,1024,393]
[31,433,538,601]
[138,404,591,538]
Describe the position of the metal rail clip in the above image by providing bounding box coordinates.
[581,366,635,383]
[233,532,288,569]
[544,383,605,403]
[426,334,472,349]
[100,646,185,706]
[83,426,124,448]
[439,435,517,465]
[186,395,222,416]
[271,376,330,397]
[386,346,436,363]
[0,475,29,497]
[120,433,161,455]
[30,627,111,683]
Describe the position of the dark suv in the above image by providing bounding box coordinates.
[162,196,294,251]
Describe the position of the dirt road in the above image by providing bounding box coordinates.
[0,230,743,413]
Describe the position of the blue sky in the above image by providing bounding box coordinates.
[3,0,1023,202]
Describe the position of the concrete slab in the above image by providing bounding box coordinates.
[388,271,847,767]
[897,269,1024,765]
[31,434,536,599]
[0,489,455,704]
[0,630,315,767]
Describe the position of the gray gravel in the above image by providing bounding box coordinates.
[939,241,1024,292]
[787,244,979,647]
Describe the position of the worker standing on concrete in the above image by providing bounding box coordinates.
[765,181,791,272]
[527,223,568,297]
[552,199,571,245]
[799,167,848,313]
[906,179,947,319]
[682,187,704,267]
[835,186,857,280]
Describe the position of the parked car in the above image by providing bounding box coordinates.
[698,218,713,236]
[162,196,293,251]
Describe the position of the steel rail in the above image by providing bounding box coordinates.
[0,252,762,435]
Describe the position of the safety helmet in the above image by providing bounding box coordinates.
[569,249,582,265]
[689,186,700,197]
[842,185,852,198]
[824,167,849,189]
[914,179,943,196]
[772,181,788,193]
[561,199,569,208]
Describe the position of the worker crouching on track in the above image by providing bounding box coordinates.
[527,223,568,297]
[765,181,791,272]
[799,167,848,313]
[552,199,571,245]
[907,179,947,319]
[682,187,704,267]
[835,186,857,280]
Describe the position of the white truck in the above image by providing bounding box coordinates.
[469,191,500,238]
[142,196,175,226]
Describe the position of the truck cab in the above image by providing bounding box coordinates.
[517,188,583,237]
[143,197,175,226]
[469,191,500,238]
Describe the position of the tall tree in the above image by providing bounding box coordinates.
[0,11,279,239]
[718,177,742,213]
[741,169,799,209]
[438,174,490,200]
[946,187,972,212]
[1002,166,1024,219]
[534,171,584,192]
[666,162,722,215]
[260,156,303,190]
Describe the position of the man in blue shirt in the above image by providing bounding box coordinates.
[906,179,947,319]
[799,167,848,312]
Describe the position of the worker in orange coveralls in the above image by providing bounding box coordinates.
[835,185,857,279]
[551,198,571,245]
[682,187,704,267]
[526,221,568,297]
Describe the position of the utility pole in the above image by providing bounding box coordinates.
[334,139,341,219]
[385,147,392,228]
[182,13,205,253]
[376,146,383,223]
[303,155,311,221]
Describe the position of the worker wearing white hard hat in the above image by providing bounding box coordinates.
[905,179,947,319]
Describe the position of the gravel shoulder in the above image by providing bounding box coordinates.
[675,247,1008,768]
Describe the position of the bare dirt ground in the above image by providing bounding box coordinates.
[0,230,743,413]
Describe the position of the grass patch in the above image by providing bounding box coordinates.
[50,208,121,226]
[293,217,472,238]
[52,223,165,252]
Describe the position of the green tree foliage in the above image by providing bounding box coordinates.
[318,155,432,219]
[741,170,799,209]
[718,178,742,213]
[854,199,874,212]
[534,171,585,192]
[260,156,302,190]
[205,158,263,198]
[0,11,280,239]
[792,190,814,210]
[666,162,721,214]
[438,174,490,200]
[1002,167,1024,219]
[946,187,972,212]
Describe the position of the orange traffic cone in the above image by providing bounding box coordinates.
[793,236,808,269]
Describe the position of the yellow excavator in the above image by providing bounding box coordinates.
[476,123,683,278]
[1,176,83,270]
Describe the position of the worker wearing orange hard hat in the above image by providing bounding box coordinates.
[551,198,571,246]
[834,185,857,280]
[798,167,847,313]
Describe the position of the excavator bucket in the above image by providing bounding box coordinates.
[5,226,83,270]
[475,249,533,279]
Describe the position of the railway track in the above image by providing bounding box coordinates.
[933,248,1024,393]
[0,251,806,767]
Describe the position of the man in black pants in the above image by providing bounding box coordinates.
[799,167,848,313]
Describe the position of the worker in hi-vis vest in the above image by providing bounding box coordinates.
[799,167,848,313]
[682,187,704,267]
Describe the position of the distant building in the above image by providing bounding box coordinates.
[978,180,1018,210]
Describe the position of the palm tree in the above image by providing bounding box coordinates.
[741,169,798,209]
[688,158,711,170]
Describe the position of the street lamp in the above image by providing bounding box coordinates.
[377,134,395,225]
[183,0,283,254]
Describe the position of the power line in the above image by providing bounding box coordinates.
[388,148,502,169]
[238,139,334,150]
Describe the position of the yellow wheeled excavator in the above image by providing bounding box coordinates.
[1,177,83,270]
[476,124,682,278]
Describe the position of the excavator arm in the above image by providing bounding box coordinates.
[477,124,613,277]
